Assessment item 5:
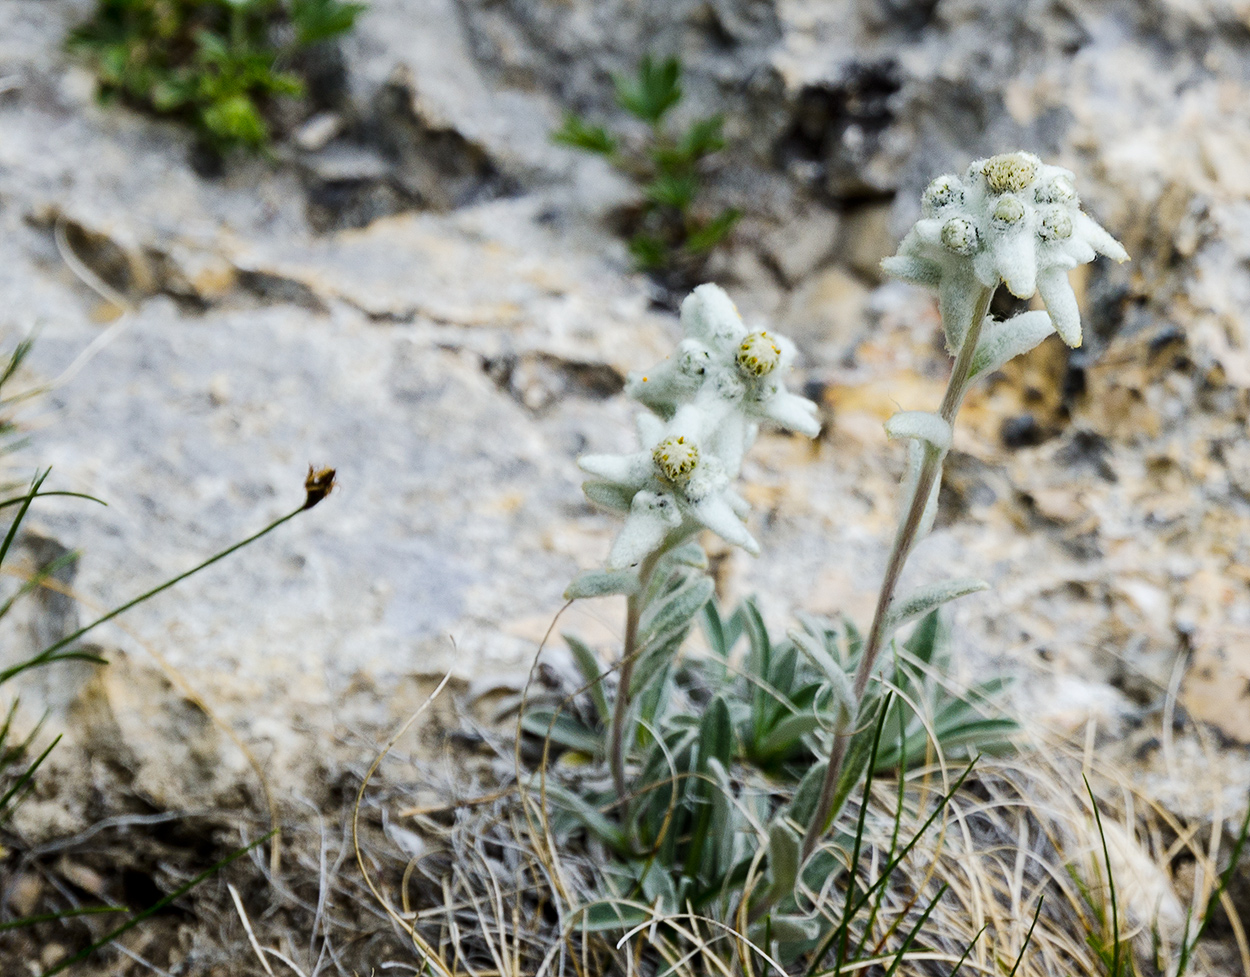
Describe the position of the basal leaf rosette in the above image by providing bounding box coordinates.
[883,152,1128,349]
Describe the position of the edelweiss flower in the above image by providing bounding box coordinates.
[882,152,1128,348]
[581,284,820,569]
[580,419,757,568]
[625,284,820,474]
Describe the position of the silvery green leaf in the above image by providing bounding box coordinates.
[707,757,735,868]
[637,574,715,645]
[702,601,730,658]
[564,634,609,721]
[663,542,708,569]
[969,310,1055,378]
[540,781,628,849]
[520,709,602,756]
[884,411,952,453]
[699,695,734,768]
[899,441,942,547]
[758,711,822,759]
[880,254,942,288]
[765,819,801,898]
[580,901,650,933]
[760,914,821,943]
[886,578,989,635]
[564,569,640,601]
[581,480,633,512]
[788,759,826,826]
[788,628,839,681]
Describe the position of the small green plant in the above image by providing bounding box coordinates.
[67,0,365,156]
[554,55,741,279]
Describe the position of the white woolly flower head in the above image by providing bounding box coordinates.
[580,422,755,569]
[624,284,820,472]
[884,151,1129,349]
[580,283,823,570]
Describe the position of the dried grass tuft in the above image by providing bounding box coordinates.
[355,710,1243,977]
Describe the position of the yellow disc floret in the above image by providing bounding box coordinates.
[983,153,1038,194]
[941,217,979,255]
[1038,209,1073,240]
[653,435,699,482]
[736,331,782,377]
[990,195,1026,228]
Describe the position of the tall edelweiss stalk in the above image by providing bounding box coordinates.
[800,151,1128,857]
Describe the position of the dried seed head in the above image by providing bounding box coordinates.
[941,217,979,255]
[991,195,1027,228]
[303,465,336,509]
[1035,175,1078,206]
[983,153,1038,194]
[1038,209,1073,241]
[736,331,782,377]
[652,435,699,482]
[922,175,963,215]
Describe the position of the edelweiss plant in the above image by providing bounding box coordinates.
[573,283,819,794]
[371,150,1249,977]
[496,152,1243,977]
[800,152,1129,858]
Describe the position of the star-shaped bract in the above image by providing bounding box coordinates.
[883,152,1128,349]
[579,421,757,568]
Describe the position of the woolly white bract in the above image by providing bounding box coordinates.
[883,151,1128,349]
[580,284,820,569]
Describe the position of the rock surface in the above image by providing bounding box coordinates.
[1,0,1250,956]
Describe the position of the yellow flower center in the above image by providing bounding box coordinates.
[653,435,699,482]
[941,217,978,255]
[983,153,1038,194]
[737,331,782,377]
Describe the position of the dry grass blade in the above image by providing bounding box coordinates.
[352,668,456,977]
[230,882,278,977]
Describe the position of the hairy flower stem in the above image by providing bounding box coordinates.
[609,547,664,804]
[799,284,995,862]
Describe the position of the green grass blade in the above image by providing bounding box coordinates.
[0,469,51,570]
[0,337,34,391]
[881,882,948,977]
[0,490,106,511]
[0,733,60,818]
[1006,895,1044,977]
[0,549,80,621]
[949,923,987,976]
[1084,776,1121,977]
[0,904,128,932]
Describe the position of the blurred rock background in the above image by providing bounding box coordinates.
[1,0,1250,958]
